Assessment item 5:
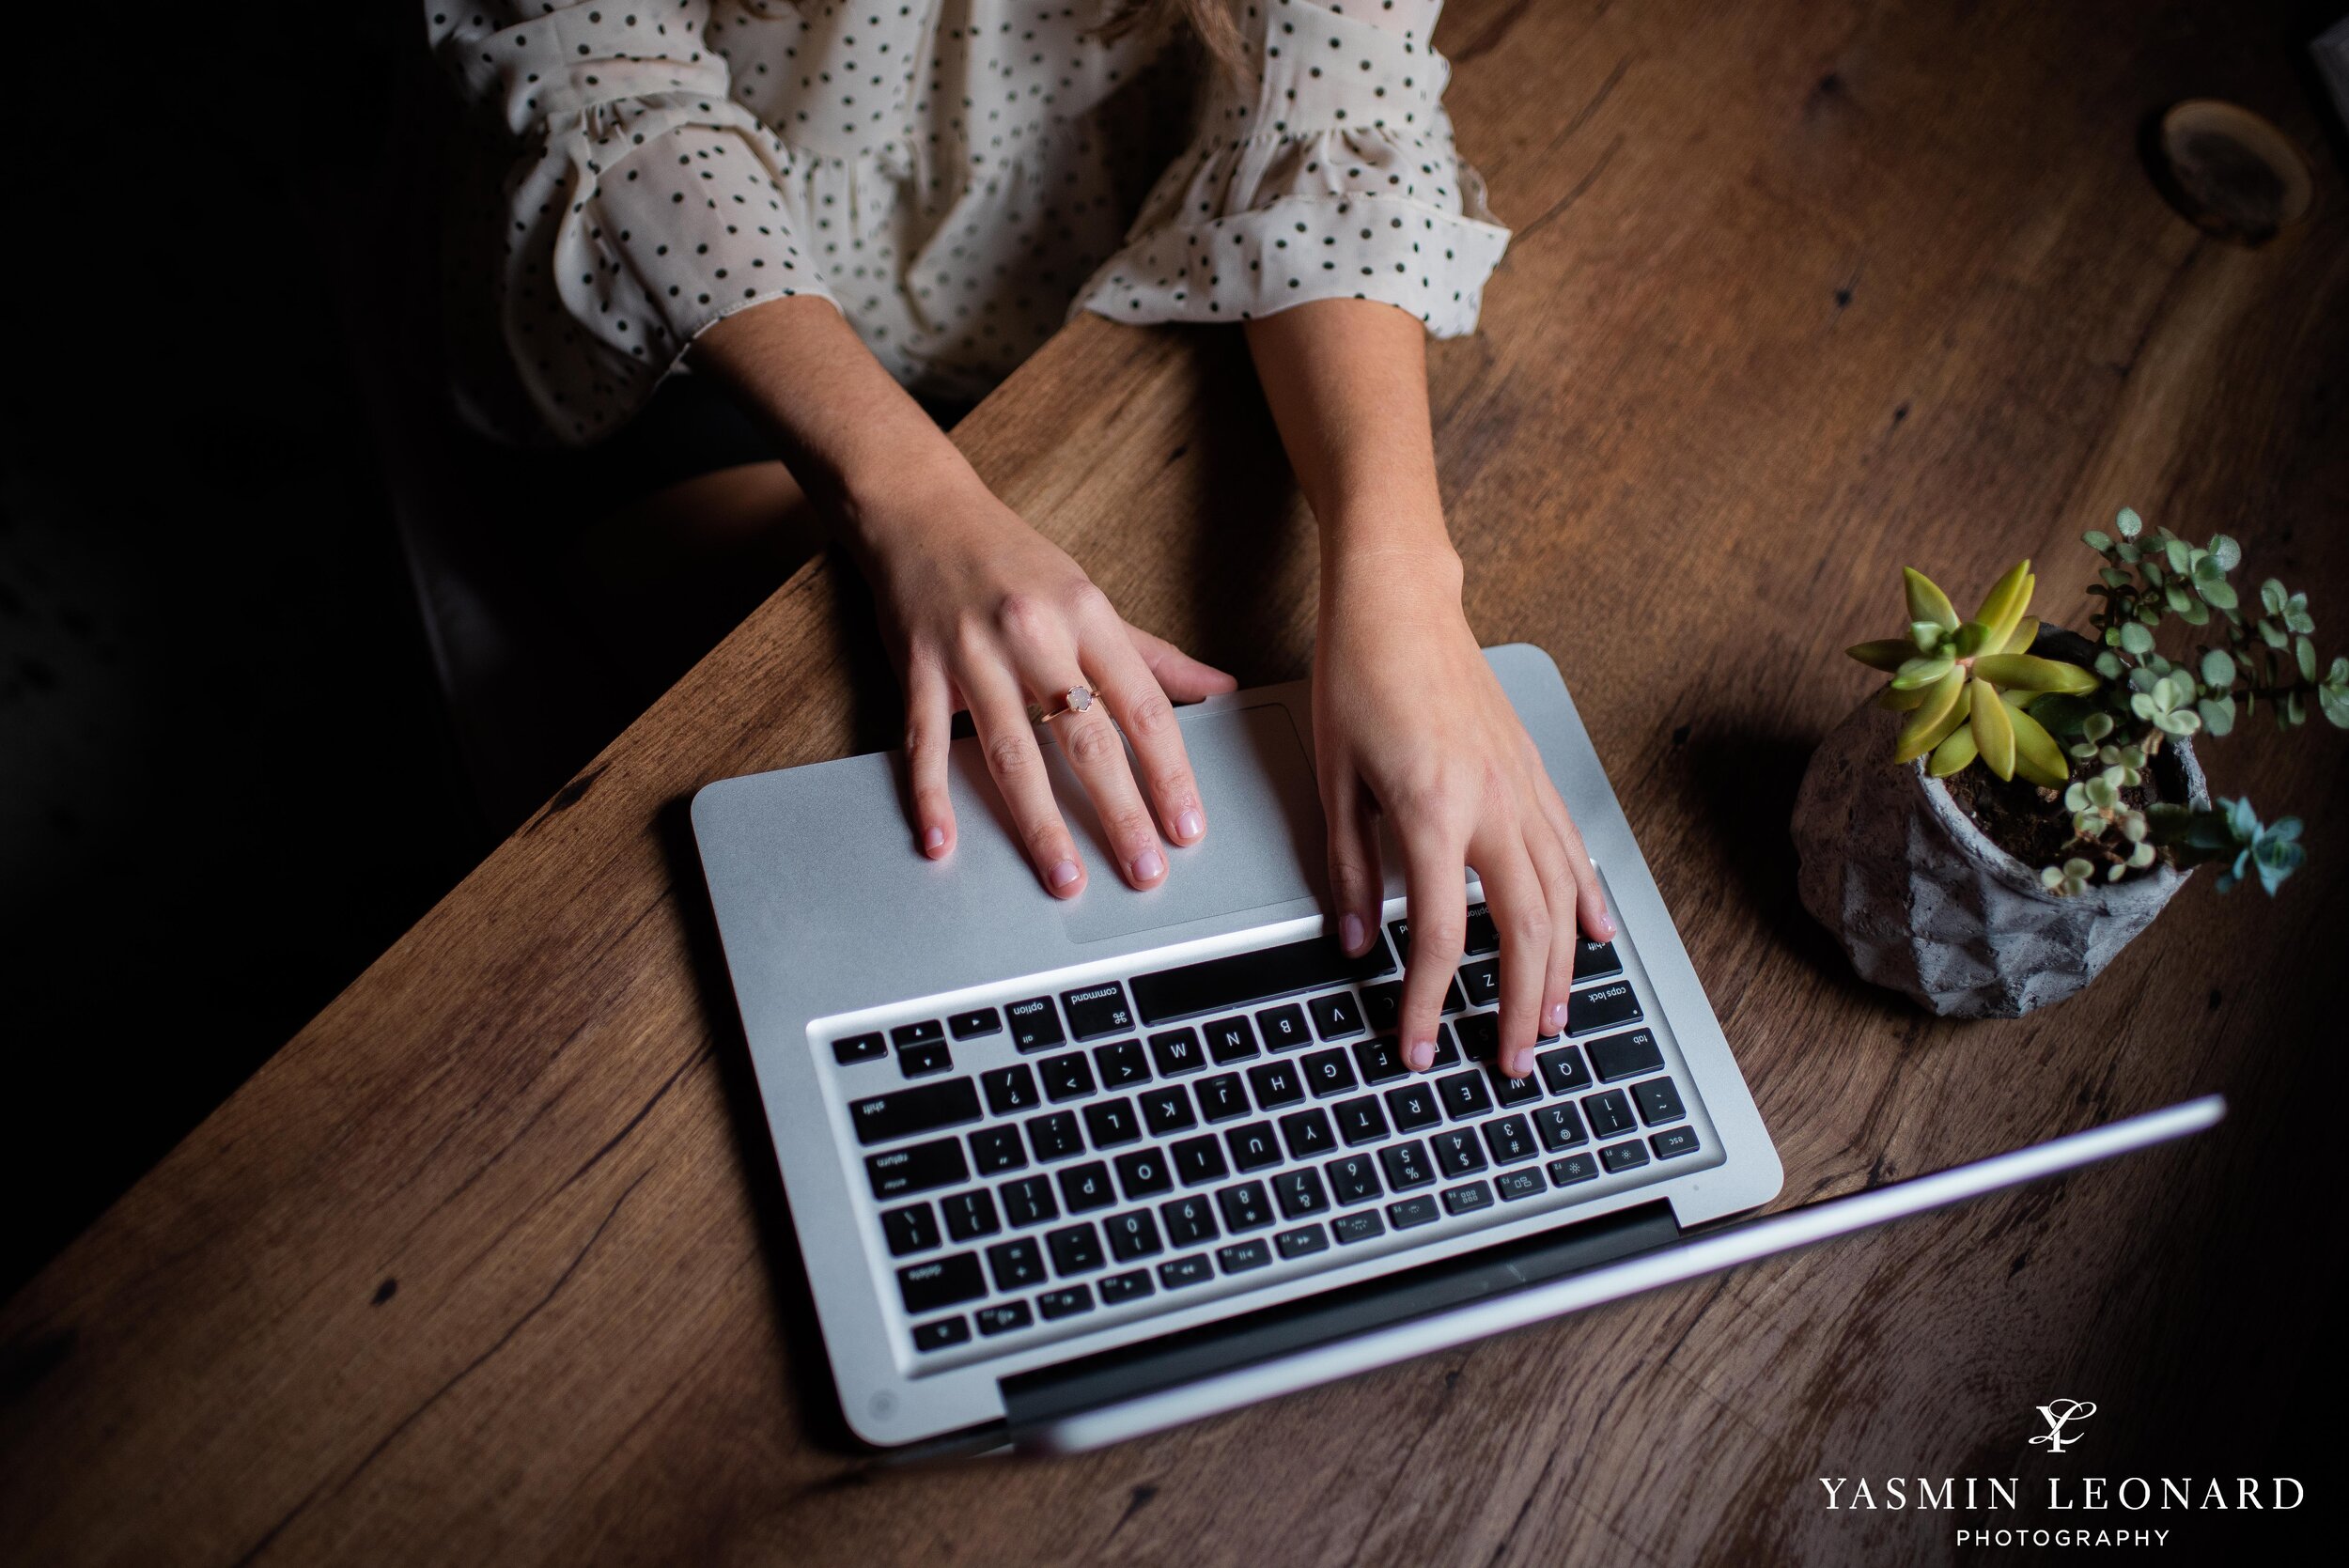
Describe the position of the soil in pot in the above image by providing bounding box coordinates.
[1938,745,2186,879]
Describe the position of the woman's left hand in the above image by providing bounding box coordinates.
[1313,549,1616,1081]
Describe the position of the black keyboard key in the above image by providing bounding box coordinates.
[1062,983,1135,1040]
[1057,1161,1116,1213]
[1047,1221,1104,1275]
[1387,1194,1440,1229]
[1171,1133,1229,1186]
[1569,983,1643,1040]
[1536,1045,1594,1095]
[1384,1081,1441,1133]
[1216,1180,1273,1232]
[1113,1147,1173,1201]
[1573,939,1623,983]
[1351,1034,1407,1084]
[912,1316,969,1353]
[1038,1284,1095,1319]
[892,1019,945,1048]
[1146,1028,1206,1078]
[1301,1047,1359,1098]
[866,1138,970,1200]
[941,1188,1001,1242]
[1548,1152,1599,1187]
[1256,1004,1311,1052]
[1038,1052,1097,1103]
[1001,1175,1059,1228]
[1159,1253,1214,1289]
[1333,1210,1386,1245]
[1104,1208,1163,1263]
[1276,1224,1330,1260]
[1225,1120,1283,1172]
[1308,991,1365,1040]
[897,1251,986,1313]
[1584,1090,1636,1139]
[1361,982,1402,1035]
[881,1203,940,1256]
[977,1300,1033,1336]
[1633,1076,1687,1126]
[1202,1016,1260,1063]
[1247,1060,1305,1110]
[1093,1039,1151,1089]
[832,1032,886,1064]
[987,1236,1046,1291]
[1379,1139,1436,1190]
[1464,905,1500,955]
[898,1042,953,1078]
[1274,1168,1330,1220]
[1140,1084,1198,1137]
[1333,1094,1390,1147]
[1008,996,1065,1052]
[1442,978,1468,1017]
[1159,1194,1220,1247]
[1428,1024,1464,1066]
[981,1063,1039,1116]
[949,1007,1003,1040]
[1195,1072,1249,1123]
[1534,1103,1587,1152]
[1454,1012,1499,1063]
[1099,1267,1155,1304]
[1481,1113,1537,1165]
[1026,1110,1083,1162]
[1496,1169,1545,1202]
[1325,1153,1383,1205]
[1082,1097,1141,1149]
[1218,1239,1272,1274]
[1436,1069,1494,1122]
[1590,1028,1667,1083]
[1132,932,1395,1025]
[1386,916,1411,954]
[1279,1108,1336,1160]
[1493,1071,1543,1112]
[1458,959,1501,1010]
[1652,1126,1703,1159]
[1600,1140,1651,1173]
[1432,1128,1488,1177]
[851,1078,983,1146]
[1442,1180,1495,1217]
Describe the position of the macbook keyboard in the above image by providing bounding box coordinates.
[831,899,1715,1360]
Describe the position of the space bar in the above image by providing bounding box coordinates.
[1131,933,1395,1026]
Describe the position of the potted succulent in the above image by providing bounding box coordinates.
[1793,508,2348,1017]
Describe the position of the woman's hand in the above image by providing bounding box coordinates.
[1315,551,1616,1079]
[853,463,1236,896]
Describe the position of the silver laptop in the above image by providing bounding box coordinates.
[691,643,2223,1452]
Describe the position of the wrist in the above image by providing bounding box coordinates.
[832,441,989,565]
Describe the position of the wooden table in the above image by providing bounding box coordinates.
[6,1,2342,1561]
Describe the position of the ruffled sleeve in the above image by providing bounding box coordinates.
[427,3,839,443]
[1075,0,1509,336]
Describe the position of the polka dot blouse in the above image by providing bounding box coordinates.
[427,1,1511,444]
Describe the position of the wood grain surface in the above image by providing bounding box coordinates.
[5,1,2343,1562]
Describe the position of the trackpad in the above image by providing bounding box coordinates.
[1055,704,1328,944]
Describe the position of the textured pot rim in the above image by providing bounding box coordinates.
[1906,737,2203,907]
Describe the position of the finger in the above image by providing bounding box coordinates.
[1519,800,1581,1052]
[1124,624,1239,703]
[1084,624,1207,847]
[1396,823,1469,1073]
[1525,744,1615,942]
[1323,770,1385,958]
[1039,686,1170,890]
[963,660,1088,898]
[905,654,957,860]
[1475,825,1550,1079]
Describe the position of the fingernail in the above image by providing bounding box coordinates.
[1544,1001,1567,1034]
[1601,911,1618,938]
[1175,808,1204,842]
[1050,858,1081,890]
[1131,848,1166,882]
[923,827,946,856]
[1509,1050,1532,1079]
[1341,913,1364,954]
[1408,1039,1435,1072]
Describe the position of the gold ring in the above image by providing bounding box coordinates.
[1026,684,1097,725]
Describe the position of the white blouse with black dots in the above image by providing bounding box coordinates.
[428,1,1509,444]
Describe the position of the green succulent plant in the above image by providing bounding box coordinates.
[1846,559,2098,787]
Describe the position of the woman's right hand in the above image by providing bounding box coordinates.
[850,465,1237,897]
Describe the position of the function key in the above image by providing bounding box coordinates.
[982,1063,1040,1117]
[1147,1028,1206,1077]
[987,1237,1047,1293]
[1536,1045,1594,1095]
[1387,1194,1440,1229]
[1464,905,1501,955]
[899,1042,953,1079]
[832,1032,886,1065]
[1307,991,1365,1040]
[1217,1239,1272,1274]
[1276,1224,1330,1260]
[1599,1140,1651,1174]
[949,1007,1003,1040]
[1093,1039,1151,1089]
[1495,1169,1546,1202]
[1632,1076,1687,1126]
[1548,1152,1599,1187]
[850,1078,982,1147]
[1568,983,1643,1040]
[1061,983,1134,1040]
[881,1203,940,1256]
[1441,1180,1495,1217]
[1651,1126,1703,1160]
[1584,1090,1636,1139]
[976,1300,1034,1336]
[1203,1016,1259,1063]
[1572,939,1624,984]
[1099,1267,1156,1305]
[1458,959,1501,1011]
[1256,1003,1311,1051]
[896,1251,985,1313]
[1008,996,1066,1052]
[911,1317,970,1353]
[892,1019,945,1048]
[1038,1284,1097,1320]
[1589,1027,1666,1082]
[1361,982,1402,1035]
[1158,1253,1214,1289]
[1332,1210,1385,1245]
[865,1138,970,1200]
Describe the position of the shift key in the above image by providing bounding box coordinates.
[850,1077,982,1145]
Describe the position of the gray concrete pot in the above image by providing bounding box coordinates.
[1792,699,2208,1018]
